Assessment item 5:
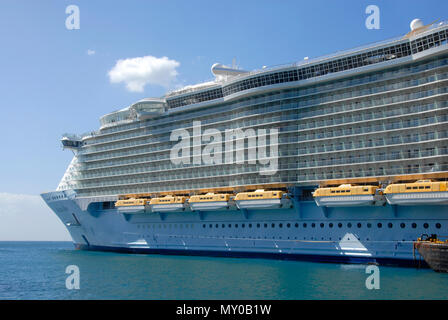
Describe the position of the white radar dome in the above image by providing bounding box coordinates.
[410,19,424,31]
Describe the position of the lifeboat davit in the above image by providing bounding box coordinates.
[234,190,288,209]
[115,198,148,214]
[188,193,233,211]
[313,184,385,207]
[149,196,187,212]
[384,180,448,205]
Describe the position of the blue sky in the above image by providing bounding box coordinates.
[0,0,447,239]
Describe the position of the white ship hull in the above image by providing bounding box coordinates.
[236,199,290,210]
[189,201,231,211]
[315,195,386,207]
[386,192,448,206]
[149,203,186,213]
[117,205,146,214]
[42,190,448,267]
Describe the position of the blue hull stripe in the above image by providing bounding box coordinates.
[76,244,428,268]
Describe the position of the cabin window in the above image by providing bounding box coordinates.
[388,223,393,228]
[295,223,299,228]
[264,223,268,228]
[412,223,417,228]
[329,223,333,228]
[400,223,405,228]
[312,223,316,228]
[222,224,225,228]
[424,223,429,229]
[347,223,352,228]
[425,186,430,189]
[215,224,219,228]
[357,223,362,228]
[436,223,441,229]
[287,223,291,228]
[338,223,342,228]
[377,223,382,228]
[367,223,372,228]
[271,223,275,228]
[320,223,324,228]
[242,224,245,228]
[257,223,260,228]
[303,223,307,228]
[279,223,283,228]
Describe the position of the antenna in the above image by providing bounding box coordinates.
[232,57,237,69]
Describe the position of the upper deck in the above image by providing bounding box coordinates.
[81,20,448,135]
[57,19,448,197]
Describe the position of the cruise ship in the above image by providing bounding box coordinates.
[42,19,448,266]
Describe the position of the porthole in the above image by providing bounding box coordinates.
[202,224,206,228]
[388,223,393,228]
[222,224,225,228]
[357,223,362,228]
[367,223,372,228]
[312,223,316,228]
[242,224,245,228]
[287,223,291,228]
[400,223,405,229]
[228,224,232,228]
[235,224,238,228]
[264,223,268,228]
[215,224,219,228]
[436,223,441,229]
[271,223,275,228]
[320,223,324,228]
[257,223,260,228]
[209,224,213,228]
[338,223,342,228]
[377,223,382,228]
[412,223,417,229]
[424,223,429,229]
[279,223,283,228]
[329,223,333,228]
[303,223,307,228]
[347,223,352,228]
[295,223,299,228]
[249,224,252,228]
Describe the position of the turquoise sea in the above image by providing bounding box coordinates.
[1,241,448,300]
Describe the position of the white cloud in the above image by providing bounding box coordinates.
[87,49,95,56]
[0,193,71,241]
[108,55,180,92]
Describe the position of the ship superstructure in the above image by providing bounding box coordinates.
[42,20,448,266]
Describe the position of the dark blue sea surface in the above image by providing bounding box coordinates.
[0,241,448,299]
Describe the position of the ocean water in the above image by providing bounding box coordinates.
[1,241,448,300]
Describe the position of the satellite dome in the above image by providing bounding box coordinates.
[410,19,424,31]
